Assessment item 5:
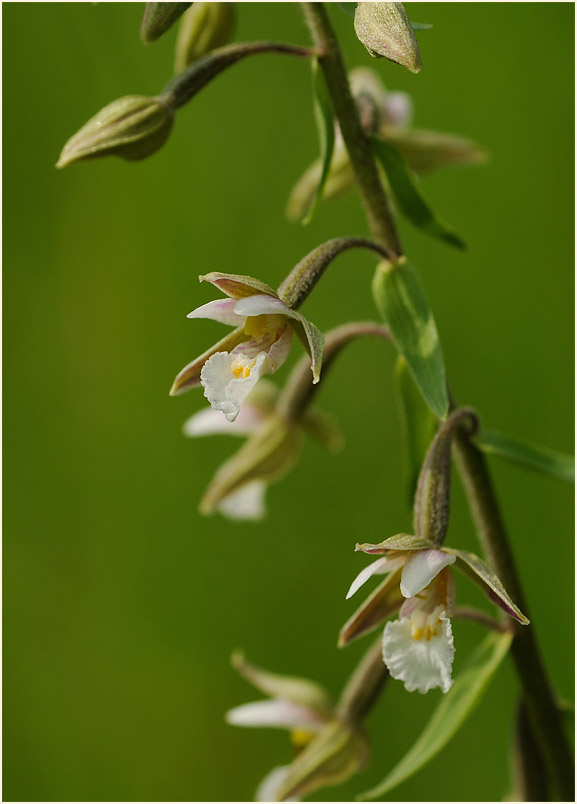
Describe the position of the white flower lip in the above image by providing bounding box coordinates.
[217,481,266,521]
[201,351,271,422]
[382,611,454,694]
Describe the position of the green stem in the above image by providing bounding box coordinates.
[161,41,317,108]
[453,432,574,801]
[302,4,574,799]
[301,3,402,257]
[337,636,388,724]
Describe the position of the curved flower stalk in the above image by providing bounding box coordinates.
[169,271,323,422]
[286,67,486,222]
[227,653,368,802]
[345,533,529,694]
[185,380,342,520]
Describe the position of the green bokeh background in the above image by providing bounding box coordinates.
[3,3,574,801]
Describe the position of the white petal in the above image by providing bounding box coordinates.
[186,298,245,326]
[225,699,324,730]
[400,549,456,598]
[346,556,404,600]
[218,481,267,521]
[382,613,455,694]
[256,765,300,803]
[182,405,264,438]
[201,351,271,422]
[233,294,294,319]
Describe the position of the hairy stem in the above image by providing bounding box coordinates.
[302,4,574,799]
[453,432,574,800]
[277,321,390,420]
[337,636,388,724]
[301,3,402,257]
[161,41,317,108]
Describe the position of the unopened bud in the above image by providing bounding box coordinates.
[57,96,174,168]
[354,3,422,74]
[140,2,192,44]
[174,2,236,73]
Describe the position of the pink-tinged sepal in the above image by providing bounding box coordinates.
[200,271,278,299]
[186,297,244,326]
[225,699,327,731]
[447,548,530,625]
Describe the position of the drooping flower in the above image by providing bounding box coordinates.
[182,380,343,520]
[344,533,529,695]
[226,653,368,802]
[286,67,486,222]
[170,272,323,423]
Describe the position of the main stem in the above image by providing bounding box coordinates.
[302,4,574,799]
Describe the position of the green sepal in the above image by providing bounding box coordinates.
[199,414,302,514]
[357,630,513,800]
[290,314,324,384]
[276,720,369,802]
[141,2,192,44]
[372,259,449,419]
[475,429,575,483]
[356,534,436,554]
[446,548,530,625]
[372,137,466,249]
[302,59,335,225]
[169,327,248,396]
[339,569,404,647]
[199,271,279,299]
[379,126,487,174]
[395,355,437,507]
[231,652,334,715]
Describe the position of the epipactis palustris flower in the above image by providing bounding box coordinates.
[170,272,323,423]
[182,380,343,520]
[345,534,529,695]
[226,653,368,802]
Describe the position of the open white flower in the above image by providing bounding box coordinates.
[346,533,529,695]
[170,271,323,423]
[347,547,456,694]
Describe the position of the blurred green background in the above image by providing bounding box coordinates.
[3,3,574,802]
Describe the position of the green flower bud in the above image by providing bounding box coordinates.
[56,96,174,168]
[354,2,422,73]
[140,2,192,44]
[174,2,236,73]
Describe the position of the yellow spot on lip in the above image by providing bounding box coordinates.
[412,627,424,641]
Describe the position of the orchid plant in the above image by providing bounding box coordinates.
[57,3,574,801]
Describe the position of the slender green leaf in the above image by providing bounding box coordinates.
[395,355,437,506]
[303,59,335,225]
[476,429,574,483]
[373,259,449,419]
[372,137,466,249]
[357,630,513,800]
